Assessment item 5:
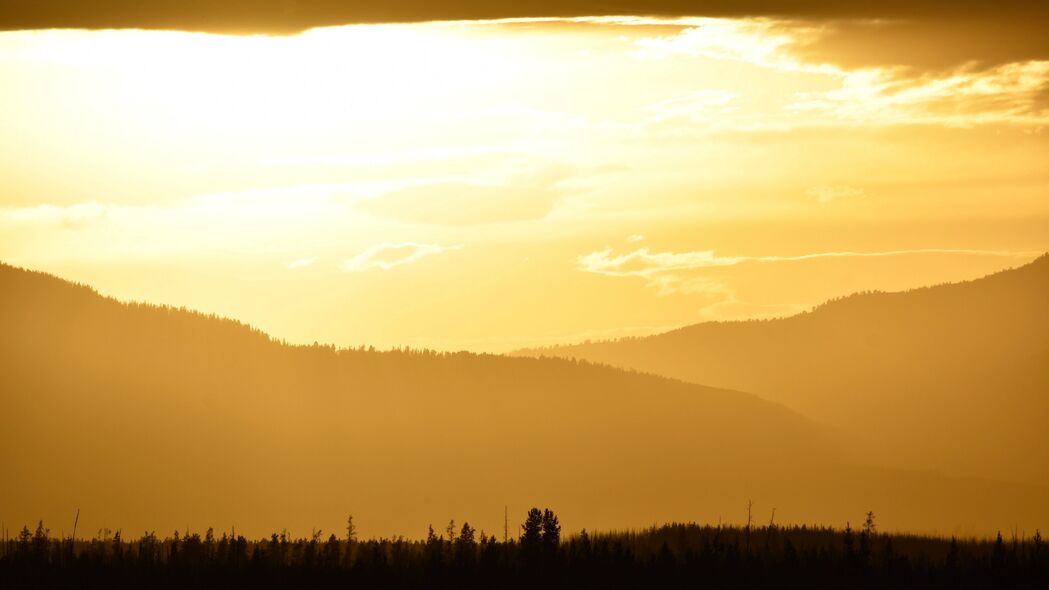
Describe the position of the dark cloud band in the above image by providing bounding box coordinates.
[1,1,1047,72]
[0,1,1046,34]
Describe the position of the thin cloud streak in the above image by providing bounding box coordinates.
[287,258,316,269]
[341,242,464,272]
[806,185,865,204]
[578,247,1043,278]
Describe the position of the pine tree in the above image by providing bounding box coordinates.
[345,515,357,567]
[32,521,50,564]
[425,525,442,569]
[458,522,476,546]
[456,522,477,567]
[322,533,340,569]
[541,509,561,550]
[520,508,544,562]
[842,522,855,565]
[858,512,875,566]
[993,531,1006,568]
[945,536,959,570]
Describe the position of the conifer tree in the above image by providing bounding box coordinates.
[541,509,561,550]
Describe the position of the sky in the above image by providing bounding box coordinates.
[1,5,1048,351]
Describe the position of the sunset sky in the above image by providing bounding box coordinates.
[2,4,1048,351]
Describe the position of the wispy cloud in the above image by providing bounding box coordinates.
[783,60,1049,128]
[634,18,826,75]
[806,185,865,203]
[356,165,576,226]
[341,242,463,272]
[0,201,110,229]
[643,89,738,123]
[578,247,1040,278]
[645,274,733,297]
[261,144,525,167]
[287,257,316,269]
[631,20,1049,130]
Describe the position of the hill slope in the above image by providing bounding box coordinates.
[519,255,1049,485]
[1,262,1047,537]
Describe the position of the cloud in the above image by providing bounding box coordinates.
[578,247,1041,278]
[783,60,1049,127]
[626,234,646,242]
[1,3,1046,90]
[357,165,577,226]
[694,297,811,322]
[806,185,865,204]
[785,16,1049,74]
[634,18,818,73]
[341,242,462,272]
[579,248,729,278]
[2,2,1045,35]
[287,257,316,269]
[627,20,1049,131]
[262,144,524,168]
[645,274,733,297]
[0,201,110,229]
[644,89,737,116]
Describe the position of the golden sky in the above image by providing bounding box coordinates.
[2,16,1048,351]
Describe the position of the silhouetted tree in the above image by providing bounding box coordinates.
[945,536,959,571]
[31,521,49,564]
[204,527,214,562]
[994,531,1006,568]
[1033,530,1044,566]
[520,508,544,563]
[842,522,855,566]
[858,512,875,566]
[345,516,357,566]
[138,531,158,567]
[458,522,476,546]
[541,509,561,551]
[576,528,592,561]
[3,513,1049,587]
[16,525,31,559]
[111,530,123,563]
[346,515,357,542]
[425,525,442,569]
[456,522,476,567]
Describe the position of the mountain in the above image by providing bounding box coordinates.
[519,255,1049,486]
[1,262,1047,538]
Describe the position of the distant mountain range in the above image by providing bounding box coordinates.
[2,261,1047,537]
[519,254,1049,487]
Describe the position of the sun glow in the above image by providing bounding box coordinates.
[1,19,1047,351]
[2,25,526,159]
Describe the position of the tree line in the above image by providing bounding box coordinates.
[1,510,1046,588]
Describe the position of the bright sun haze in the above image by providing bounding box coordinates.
[2,19,1046,352]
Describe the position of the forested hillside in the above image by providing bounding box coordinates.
[2,262,1047,538]
[520,255,1049,485]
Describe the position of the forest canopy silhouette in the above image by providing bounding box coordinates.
[2,509,1047,589]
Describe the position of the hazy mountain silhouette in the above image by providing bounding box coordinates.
[519,255,1049,486]
[2,262,1047,537]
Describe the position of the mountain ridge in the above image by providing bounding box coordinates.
[2,261,1047,537]
[517,254,1049,485]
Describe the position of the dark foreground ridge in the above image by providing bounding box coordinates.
[1,510,1046,589]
